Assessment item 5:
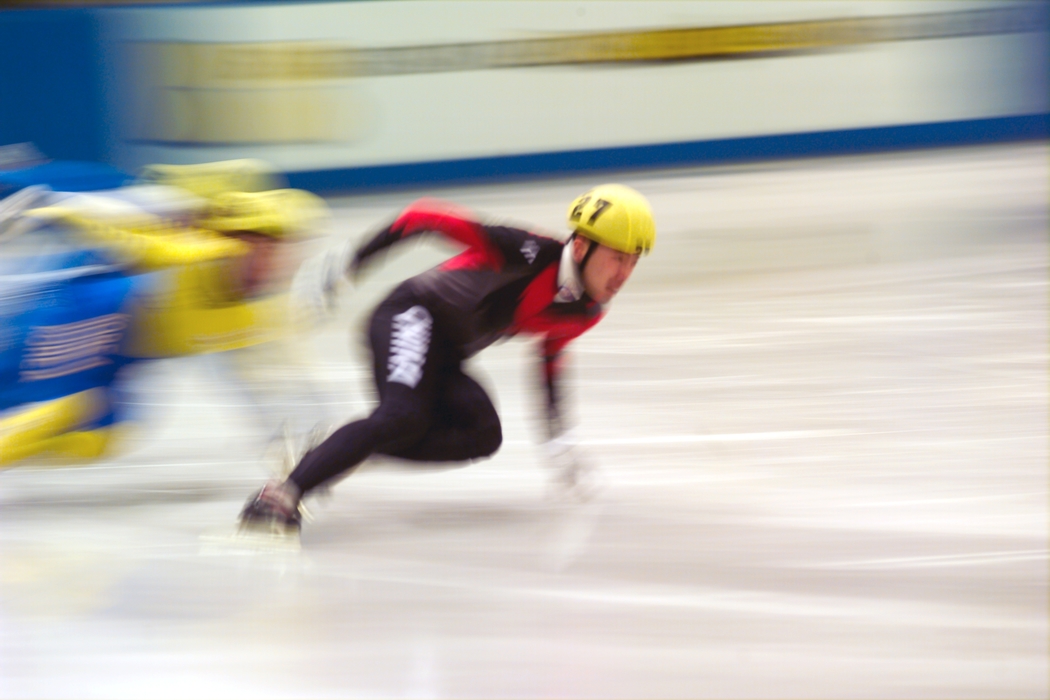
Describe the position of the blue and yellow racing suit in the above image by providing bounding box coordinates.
[0,248,154,465]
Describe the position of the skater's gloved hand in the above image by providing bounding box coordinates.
[290,239,355,326]
[542,430,601,500]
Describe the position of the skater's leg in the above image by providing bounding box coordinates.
[0,389,113,467]
[381,368,502,462]
[239,292,444,530]
[287,292,447,492]
[286,382,432,493]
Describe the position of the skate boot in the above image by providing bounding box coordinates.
[238,480,302,537]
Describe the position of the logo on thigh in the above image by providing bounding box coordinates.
[387,306,432,388]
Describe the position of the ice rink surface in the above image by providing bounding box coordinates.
[1,143,1047,699]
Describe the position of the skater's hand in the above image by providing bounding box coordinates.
[290,240,355,326]
[543,431,601,501]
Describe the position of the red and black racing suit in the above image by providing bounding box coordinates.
[287,198,604,494]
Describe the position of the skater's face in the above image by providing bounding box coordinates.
[226,231,293,298]
[572,236,640,304]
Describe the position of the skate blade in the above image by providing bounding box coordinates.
[199,525,301,555]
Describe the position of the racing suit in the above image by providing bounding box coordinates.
[287,198,603,493]
[0,248,153,465]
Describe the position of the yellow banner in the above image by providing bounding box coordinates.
[126,4,1047,144]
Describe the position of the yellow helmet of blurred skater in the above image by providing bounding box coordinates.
[567,184,655,255]
[202,189,328,238]
[139,159,283,200]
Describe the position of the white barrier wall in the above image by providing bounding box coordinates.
[99,1,1048,178]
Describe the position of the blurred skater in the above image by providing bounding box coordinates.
[239,184,656,536]
[0,222,155,465]
[0,164,329,468]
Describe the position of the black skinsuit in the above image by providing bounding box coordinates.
[288,198,604,494]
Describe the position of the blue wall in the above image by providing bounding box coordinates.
[0,9,105,162]
[286,115,1050,194]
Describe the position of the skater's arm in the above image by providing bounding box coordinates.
[30,207,248,270]
[539,334,600,495]
[540,335,578,440]
[351,198,504,275]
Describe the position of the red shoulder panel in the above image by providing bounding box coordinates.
[394,199,504,269]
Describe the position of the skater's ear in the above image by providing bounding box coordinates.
[570,233,597,266]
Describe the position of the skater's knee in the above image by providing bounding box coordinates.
[474,420,502,458]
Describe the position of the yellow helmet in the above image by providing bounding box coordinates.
[567,184,655,255]
[139,159,283,200]
[201,189,328,238]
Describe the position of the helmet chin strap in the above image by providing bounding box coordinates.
[572,232,599,276]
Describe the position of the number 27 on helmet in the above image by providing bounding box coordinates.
[567,184,656,256]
